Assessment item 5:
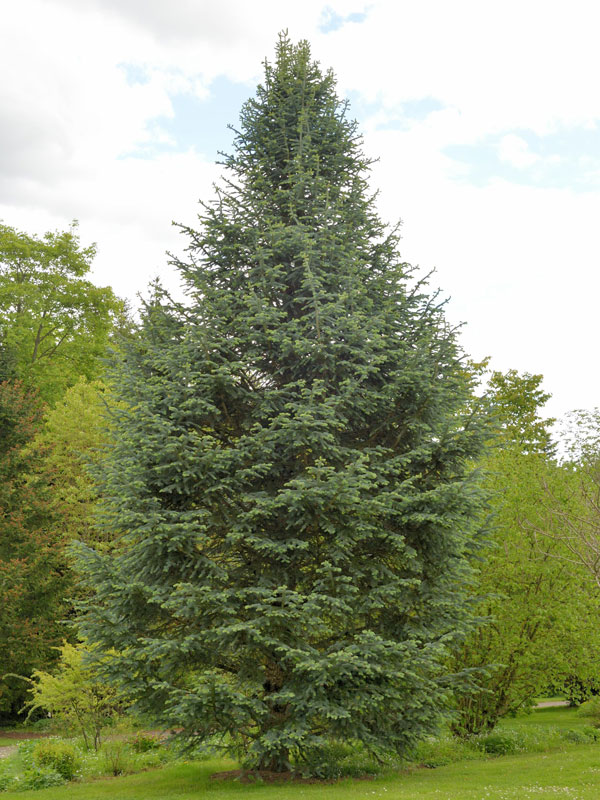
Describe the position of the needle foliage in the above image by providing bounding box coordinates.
[77,35,486,773]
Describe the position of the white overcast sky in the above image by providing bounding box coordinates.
[1,0,598,419]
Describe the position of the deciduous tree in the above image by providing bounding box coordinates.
[0,381,69,715]
[450,371,600,735]
[0,222,123,404]
[33,379,109,547]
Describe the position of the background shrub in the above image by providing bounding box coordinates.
[298,741,399,779]
[414,735,482,767]
[478,731,526,755]
[33,739,80,780]
[576,697,600,727]
[101,741,132,776]
[129,732,162,753]
[23,642,120,751]
[559,726,600,744]
[0,773,18,792]
[20,767,66,790]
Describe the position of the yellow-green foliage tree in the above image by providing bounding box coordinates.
[31,379,109,547]
[24,641,118,750]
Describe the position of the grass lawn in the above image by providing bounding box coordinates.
[500,705,580,730]
[534,696,568,704]
[2,706,599,800]
[0,739,16,747]
[2,749,600,800]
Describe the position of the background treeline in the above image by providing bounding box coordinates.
[1,208,600,773]
[1,217,598,734]
[0,221,122,715]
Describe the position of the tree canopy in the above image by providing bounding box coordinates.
[0,381,70,714]
[450,371,600,735]
[0,222,123,404]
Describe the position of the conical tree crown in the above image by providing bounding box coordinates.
[78,35,486,774]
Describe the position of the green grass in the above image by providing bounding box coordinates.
[0,739,16,747]
[499,705,582,731]
[1,750,600,800]
[534,695,567,704]
[1,706,599,799]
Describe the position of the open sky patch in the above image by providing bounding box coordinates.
[346,91,444,130]
[319,5,370,33]
[124,76,254,161]
[445,125,600,191]
[118,62,151,86]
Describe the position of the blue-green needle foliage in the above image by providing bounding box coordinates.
[77,35,487,773]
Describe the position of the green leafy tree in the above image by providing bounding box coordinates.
[486,369,555,454]
[0,381,70,716]
[32,378,109,547]
[532,409,600,591]
[0,222,123,404]
[78,36,486,772]
[450,371,600,735]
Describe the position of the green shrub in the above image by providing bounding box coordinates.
[26,717,54,733]
[298,741,399,779]
[101,741,132,776]
[15,739,37,769]
[0,773,18,792]
[478,731,525,755]
[560,726,600,744]
[414,736,482,768]
[20,767,66,790]
[129,732,162,753]
[582,725,600,742]
[23,642,120,751]
[33,739,81,780]
[133,748,172,770]
[577,697,600,727]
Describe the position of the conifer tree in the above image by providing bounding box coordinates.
[78,36,486,772]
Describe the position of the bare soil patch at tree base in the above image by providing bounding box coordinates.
[210,768,375,784]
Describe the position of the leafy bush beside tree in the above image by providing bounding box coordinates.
[33,740,81,780]
[577,697,600,728]
[23,642,120,751]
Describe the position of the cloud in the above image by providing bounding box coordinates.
[365,119,600,417]
[319,0,600,137]
[1,0,599,418]
[497,134,540,169]
[46,0,367,78]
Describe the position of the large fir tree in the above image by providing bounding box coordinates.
[78,36,486,772]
